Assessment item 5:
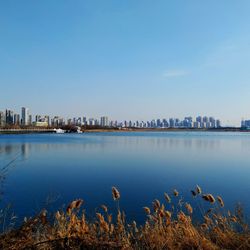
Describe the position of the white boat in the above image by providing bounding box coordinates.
[54,128,65,134]
[76,127,83,133]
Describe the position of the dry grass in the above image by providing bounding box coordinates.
[0,186,249,250]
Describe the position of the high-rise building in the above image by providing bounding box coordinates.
[162,119,169,128]
[193,121,199,128]
[216,119,221,128]
[100,116,109,127]
[51,116,64,127]
[241,120,246,128]
[21,107,29,125]
[156,119,162,127]
[28,115,32,125]
[88,118,95,126]
[67,119,72,125]
[44,116,50,126]
[82,117,87,126]
[14,114,20,125]
[77,117,82,126]
[185,117,192,123]
[196,116,202,123]
[169,118,175,128]
[0,111,5,127]
[94,119,99,126]
[5,109,14,125]
[72,117,77,125]
[209,117,216,128]
[200,122,205,128]
[203,116,208,123]
[35,115,41,122]
[242,120,250,128]
[175,118,180,127]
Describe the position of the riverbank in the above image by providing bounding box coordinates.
[84,127,247,133]
[0,127,249,134]
[0,128,55,134]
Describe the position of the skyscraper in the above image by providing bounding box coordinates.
[77,117,82,126]
[216,119,221,128]
[44,116,50,126]
[0,111,5,127]
[89,118,95,126]
[209,117,216,128]
[28,115,32,125]
[82,117,87,126]
[21,107,29,126]
[196,116,202,123]
[5,109,14,125]
[14,114,20,125]
[35,115,41,122]
[169,118,175,128]
[203,116,208,123]
[100,116,109,127]
[156,119,162,127]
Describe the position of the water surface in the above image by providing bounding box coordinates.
[0,132,250,223]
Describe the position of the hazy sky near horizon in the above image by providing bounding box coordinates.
[1,1,250,126]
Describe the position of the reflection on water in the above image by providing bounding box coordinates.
[0,132,250,223]
[3,133,250,155]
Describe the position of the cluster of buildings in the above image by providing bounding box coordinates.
[0,107,31,127]
[0,107,222,129]
[241,120,250,129]
[111,116,221,129]
[0,107,110,128]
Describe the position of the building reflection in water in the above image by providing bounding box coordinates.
[0,143,30,200]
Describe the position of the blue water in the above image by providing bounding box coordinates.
[0,132,250,224]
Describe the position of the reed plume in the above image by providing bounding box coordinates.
[112,186,120,201]
[202,194,215,204]
[196,185,202,194]
[185,203,193,214]
[173,189,179,197]
[164,192,171,203]
[217,196,224,207]
[143,207,151,215]
[101,205,108,213]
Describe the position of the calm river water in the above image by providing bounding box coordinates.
[0,132,250,223]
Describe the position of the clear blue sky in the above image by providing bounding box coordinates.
[1,1,250,126]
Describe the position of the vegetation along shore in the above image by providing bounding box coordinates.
[0,186,249,249]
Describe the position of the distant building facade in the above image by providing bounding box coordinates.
[14,114,20,125]
[21,107,29,125]
[0,111,5,127]
[241,120,250,128]
[100,116,109,127]
[5,110,14,125]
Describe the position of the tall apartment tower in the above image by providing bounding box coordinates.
[5,109,14,125]
[14,114,20,125]
[100,116,109,127]
[44,116,50,126]
[0,111,5,127]
[21,107,29,125]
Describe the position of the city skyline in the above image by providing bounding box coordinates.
[1,1,250,126]
[1,106,223,129]
[0,105,246,127]
[7,104,250,128]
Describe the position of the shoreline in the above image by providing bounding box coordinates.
[0,127,249,134]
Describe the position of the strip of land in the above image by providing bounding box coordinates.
[0,127,249,134]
